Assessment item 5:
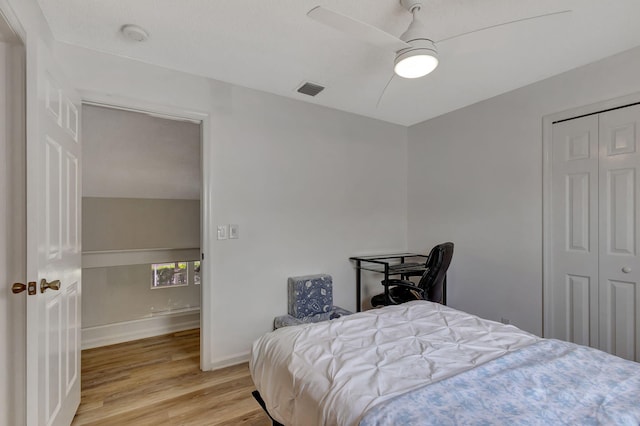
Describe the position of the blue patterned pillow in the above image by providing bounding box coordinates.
[288,274,333,319]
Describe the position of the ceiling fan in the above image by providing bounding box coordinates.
[308,0,571,81]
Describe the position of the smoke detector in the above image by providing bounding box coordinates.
[121,24,149,42]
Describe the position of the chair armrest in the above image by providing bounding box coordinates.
[382,278,419,289]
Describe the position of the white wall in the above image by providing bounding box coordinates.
[83,105,201,199]
[55,42,408,367]
[407,46,640,336]
[207,86,407,360]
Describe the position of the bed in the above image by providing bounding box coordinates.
[250,300,640,425]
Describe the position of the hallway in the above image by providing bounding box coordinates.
[72,330,268,425]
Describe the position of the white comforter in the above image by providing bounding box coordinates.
[250,301,539,426]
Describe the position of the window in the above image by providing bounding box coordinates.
[151,261,200,289]
[193,261,201,285]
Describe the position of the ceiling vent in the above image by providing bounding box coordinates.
[297,82,325,97]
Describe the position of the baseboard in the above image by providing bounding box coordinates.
[82,309,200,349]
[207,351,251,371]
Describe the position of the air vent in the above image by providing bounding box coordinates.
[297,82,325,97]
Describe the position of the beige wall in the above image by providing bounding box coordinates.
[81,197,201,328]
[83,197,200,251]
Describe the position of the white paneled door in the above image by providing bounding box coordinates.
[550,104,640,362]
[598,105,640,361]
[550,115,599,348]
[26,39,81,426]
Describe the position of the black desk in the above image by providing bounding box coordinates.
[350,253,433,312]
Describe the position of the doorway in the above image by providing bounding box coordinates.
[80,103,203,350]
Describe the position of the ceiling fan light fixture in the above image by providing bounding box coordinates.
[394,39,438,78]
[394,52,438,78]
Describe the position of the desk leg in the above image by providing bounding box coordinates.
[356,260,362,312]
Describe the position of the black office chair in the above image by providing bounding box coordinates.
[371,242,454,307]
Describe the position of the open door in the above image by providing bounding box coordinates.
[25,38,81,426]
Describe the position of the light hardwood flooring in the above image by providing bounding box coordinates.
[72,329,271,426]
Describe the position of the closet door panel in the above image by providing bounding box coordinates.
[550,116,599,347]
[600,279,638,360]
[599,104,640,361]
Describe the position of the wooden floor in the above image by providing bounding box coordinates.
[72,329,271,426]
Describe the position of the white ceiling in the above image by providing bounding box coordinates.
[37,0,640,126]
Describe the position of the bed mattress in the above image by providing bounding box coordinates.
[250,301,540,426]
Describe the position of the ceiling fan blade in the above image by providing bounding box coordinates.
[308,6,410,52]
[436,10,571,43]
[376,72,396,108]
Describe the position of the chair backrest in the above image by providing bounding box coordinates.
[417,242,454,303]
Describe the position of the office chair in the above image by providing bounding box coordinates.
[371,242,454,307]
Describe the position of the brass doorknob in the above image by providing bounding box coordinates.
[12,283,26,294]
[40,279,61,293]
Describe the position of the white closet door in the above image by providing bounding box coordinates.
[598,104,640,361]
[550,115,599,347]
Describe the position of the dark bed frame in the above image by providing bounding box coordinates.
[251,390,285,426]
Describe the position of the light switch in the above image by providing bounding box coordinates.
[229,224,239,239]
[217,225,228,240]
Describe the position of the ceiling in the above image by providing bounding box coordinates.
[36,0,640,126]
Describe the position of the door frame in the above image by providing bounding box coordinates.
[0,0,24,42]
[78,90,213,370]
[542,90,640,338]
[0,2,26,425]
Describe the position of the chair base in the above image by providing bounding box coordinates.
[371,286,423,307]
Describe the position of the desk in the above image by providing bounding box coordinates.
[350,253,438,312]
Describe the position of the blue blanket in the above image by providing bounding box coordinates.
[360,339,640,425]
